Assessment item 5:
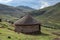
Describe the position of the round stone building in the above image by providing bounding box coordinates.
[14,15,41,34]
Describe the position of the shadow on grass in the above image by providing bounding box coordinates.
[40,33,49,36]
[52,32,60,36]
[21,32,49,36]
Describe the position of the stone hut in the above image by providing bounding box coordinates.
[14,14,41,34]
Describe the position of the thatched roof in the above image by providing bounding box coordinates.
[14,14,40,25]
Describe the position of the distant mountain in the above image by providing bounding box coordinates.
[0,4,35,18]
[16,6,35,12]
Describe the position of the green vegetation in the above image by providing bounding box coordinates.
[0,22,14,30]
[28,3,60,30]
[0,22,60,40]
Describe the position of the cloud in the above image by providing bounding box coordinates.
[0,0,13,3]
[19,0,33,2]
[39,1,50,9]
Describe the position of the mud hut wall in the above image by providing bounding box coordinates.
[15,25,40,33]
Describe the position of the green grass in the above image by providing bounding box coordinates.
[0,26,60,40]
[0,22,60,40]
[0,22,14,30]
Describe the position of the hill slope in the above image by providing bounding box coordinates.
[35,3,60,29]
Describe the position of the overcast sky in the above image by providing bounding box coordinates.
[0,0,60,9]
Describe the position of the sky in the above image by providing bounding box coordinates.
[0,0,60,9]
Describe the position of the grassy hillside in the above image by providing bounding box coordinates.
[0,22,60,40]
